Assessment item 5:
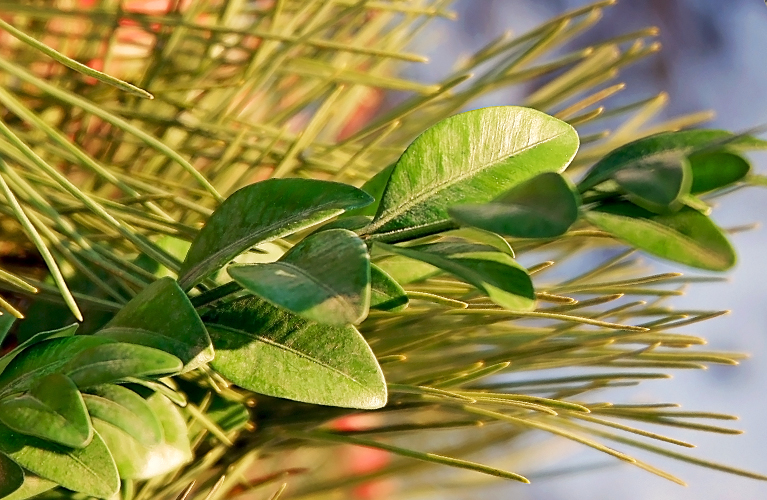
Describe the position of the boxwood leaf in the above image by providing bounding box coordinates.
[367,106,579,235]
[584,202,736,271]
[377,243,535,311]
[449,172,579,238]
[203,297,386,409]
[228,229,370,325]
[92,393,191,480]
[0,452,24,498]
[0,323,78,376]
[83,384,163,447]
[0,374,92,449]
[206,397,250,433]
[0,424,119,498]
[0,336,113,397]
[0,472,56,500]
[343,163,395,218]
[612,153,692,212]
[178,179,373,290]
[689,151,751,194]
[370,263,409,312]
[97,277,213,373]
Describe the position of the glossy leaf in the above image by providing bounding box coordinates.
[97,277,213,372]
[343,163,395,218]
[0,323,78,376]
[374,255,440,285]
[0,472,56,500]
[370,264,409,312]
[229,229,370,325]
[93,393,191,480]
[178,179,373,289]
[84,384,163,447]
[612,153,692,212]
[0,452,23,498]
[0,424,119,498]
[689,151,751,194]
[585,202,736,271]
[378,243,536,311]
[367,106,579,234]
[0,374,92,448]
[64,343,182,388]
[204,297,386,409]
[443,227,515,257]
[449,172,579,238]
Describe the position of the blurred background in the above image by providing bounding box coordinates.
[408,1,767,498]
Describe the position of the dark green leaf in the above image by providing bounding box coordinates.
[367,106,579,234]
[83,384,163,447]
[178,179,373,289]
[0,374,92,448]
[0,472,56,500]
[449,172,579,237]
[92,393,191,480]
[228,229,370,325]
[612,153,692,212]
[370,264,409,312]
[0,452,23,498]
[206,398,250,433]
[584,202,736,271]
[378,243,535,311]
[343,163,395,218]
[97,278,213,373]
[689,151,751,194]
[0,323,78,376]
[204,297,386,409]
[0,424,119,498]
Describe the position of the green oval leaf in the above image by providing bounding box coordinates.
[584,202,736,271]
[97,277,213,373]
[228,229,370,325]
[689,151,751,194]
[377,243,535,311]
[370,263,409,312]
[0,424,119,498]
[449,172,579,238]
[0,452,24,498]
[178,179,373,290]
[367,106,579,235]
[0,323,78,377]
[343,163,395,218]
[203,297,386,409]
[83,384,163,447]
[0,374,92,449]
[92,393,191,480]
[64,343,182,389]
[612,153,692,212]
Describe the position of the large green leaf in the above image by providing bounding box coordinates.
[203,297,386,409]
[63,343,182,388]
[584,202,736,271]
[611,153,692,212]
[369,263,409,312]
[449,172,579,238]
[689,151,751,194]
[83,384,163,447]
[0,323,78,376]
[579,130,767,191]
[228,229,370,325]
[0,424,119,498]
[367,106,579,234]
[97,278,213,372]
[0,452,23,498]
[93,393,191,480]
[178,179,373,289]
[377,243,535,311]
[0,374,92,449]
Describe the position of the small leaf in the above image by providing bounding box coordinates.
[612,153,692,212]
[83,384,163,447]
[343,163,395,218]
[689,151,751,194]
[228,229,370,325]
[367,106,579,234]
[204,297,386,409]
[0,424,119,498]
[0,452,24,498]
[178,179,373,289]
[64,343,182,389]
[377,243,535,311]
[373,255,440,285]
[0,323,78,376]
[443,227,515,257]
[0,472,56,500]
[584,202,736,271]
[0,374,92,448]
[92,393,191,480]
[206,397,250,433]
[370,264,409,312]
[97,278,213,372]
[449,172,579,237]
